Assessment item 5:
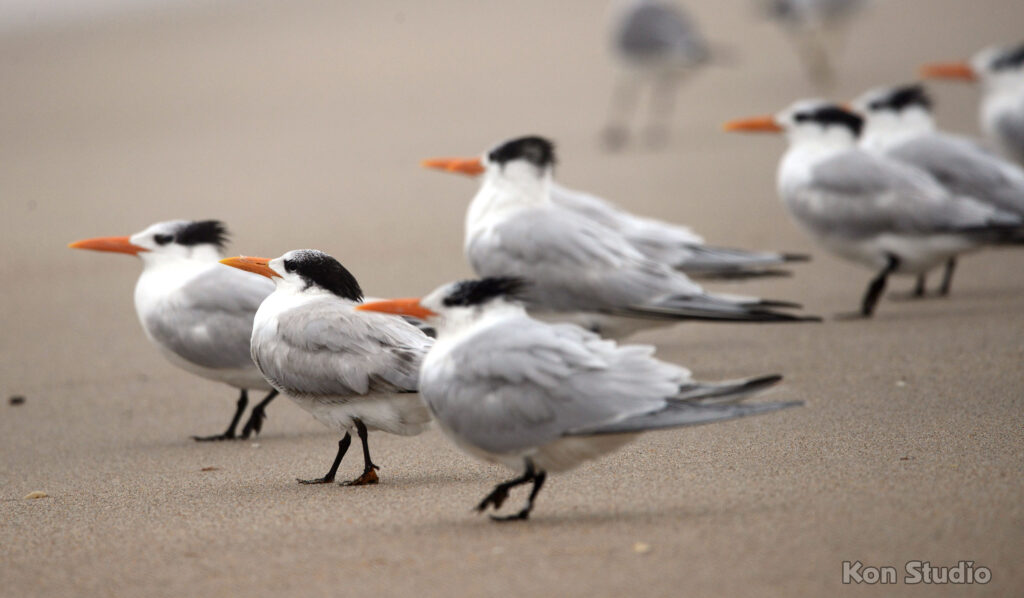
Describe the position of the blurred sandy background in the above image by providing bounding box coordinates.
[2,1,1022,596]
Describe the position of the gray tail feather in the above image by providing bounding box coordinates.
[566,399,803,436]
[677,246,810,279]
[675,374,783,403]
[618,295,820,323]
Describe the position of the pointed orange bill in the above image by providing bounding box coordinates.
[421,157,485,176]
[68,236,148,255]
[219,256,279,278]
[919,62,976,81]
[722,115,783,133]
[357,298,437,320]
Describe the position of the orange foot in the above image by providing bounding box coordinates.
[342,469,379,486]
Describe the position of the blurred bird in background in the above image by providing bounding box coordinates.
[853,83,1024,296]
[921,42,1024,166]
[725,101,1022,317]
[602,0,712,150]
[69,221,279,441]
[759,0,868,89]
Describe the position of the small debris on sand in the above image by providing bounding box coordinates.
[633,542,651,555]
[24,491,48,499]
[9,396,26,406]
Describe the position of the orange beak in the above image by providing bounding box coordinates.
[68,236,148,255]
[919,62,977,81]
[421,156,486,176]
[219,256,279,278]
[356,298,437,320]
[722,115,783,133]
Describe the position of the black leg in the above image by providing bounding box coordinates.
[341,419,380,486]
[477,459,546,521]
[913,273,927,298]
[860,254,900,317]
[192,389,248,442]
[240,389,279,439]
[491,470,548,522]
[601,76,641,151]
[298,434,351,484]
[644,73,680,149]
[939,257,956,296]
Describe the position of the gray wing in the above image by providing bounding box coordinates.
[790,149,1020,238]
[253,299,431,398]
[470,207,812,322]
[144,264,272,370]
[615,1,709,64]
[995,108,1024,164]
[550,184,800,274]
[550,183,703,245]
[420,318,688,454]
[888,133,1024,217]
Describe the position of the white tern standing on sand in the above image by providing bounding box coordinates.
[358,277,801,521]
[724,101,1023,317]
[221,249,432,486]
[69,220,279,441]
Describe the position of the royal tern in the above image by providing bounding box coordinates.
[424,144,809,280]
[760,0,867,88]
[423,136,818,338]
[69,220,279,441]
[358,277,801,521]
[724,101,1023,317]
[921,42,1024,165]
[603,0,711,149]
[221,249,432,486]
[853,83,1024,296]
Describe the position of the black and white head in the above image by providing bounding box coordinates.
[775,99,864,146]
[853,84,936,138]
[973,42,1024,84]
[481,136,557,186]
[266,249,364,301]
[131,220,230,261]
[357,277,529,332]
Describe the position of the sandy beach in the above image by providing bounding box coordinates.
[2,1,1022,595]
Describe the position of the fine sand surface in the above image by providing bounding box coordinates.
[2,1,1022,596]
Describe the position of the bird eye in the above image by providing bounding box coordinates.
[154,234,173,245]
[868,101,882,111]
[283,259,294,273]
[794,113,809,123]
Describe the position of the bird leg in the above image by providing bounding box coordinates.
[602,76,641,151]
[490,471,547,522]
[477,459,547,521]
[643,73,681,149]
[836,254,899,319]
[240,389,279,439]
[858,255,899,317]
[192,389,248,441]
[913,273,927,298]
[939,257,957,296]
[298,434,351,484]
[341,419,379,486]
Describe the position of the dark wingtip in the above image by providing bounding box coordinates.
[690,268,793,280]
[781,253,811,263]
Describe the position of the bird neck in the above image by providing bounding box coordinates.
[860,109,934,153]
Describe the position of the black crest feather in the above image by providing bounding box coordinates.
[283,249,363,301]
[488,136,557,169]
[868,84,932,113]
[992,42,1024,71]
[176,220,229,249]
[794,106,863,137]
[442,277,529,307]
